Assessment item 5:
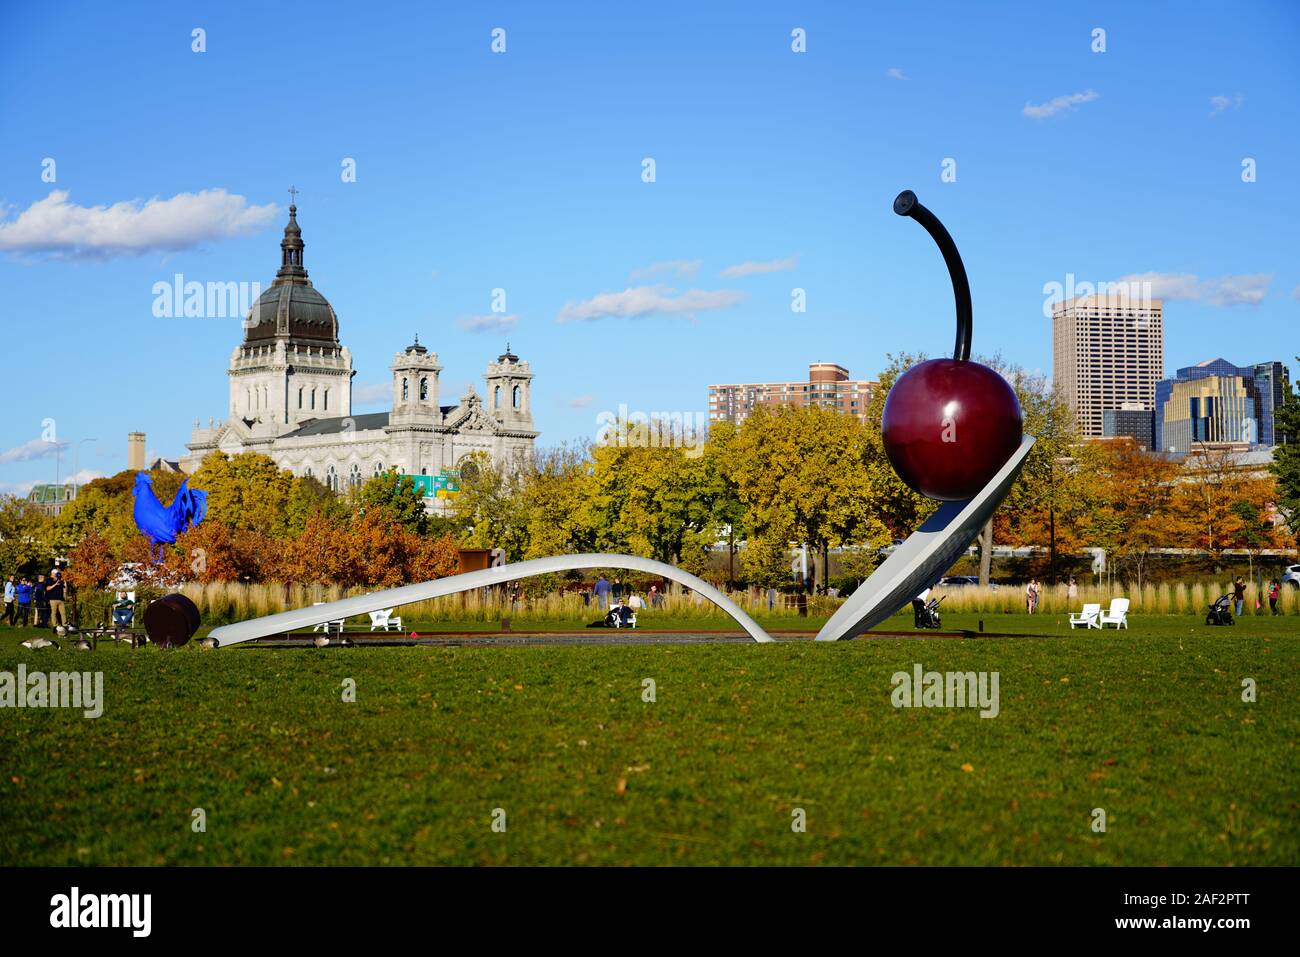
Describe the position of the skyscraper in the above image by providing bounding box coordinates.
[1252,360,1291,447]
[1052,295,1164,438]
[1154,358,1291,453]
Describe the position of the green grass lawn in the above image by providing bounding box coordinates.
[0,614,1296,866]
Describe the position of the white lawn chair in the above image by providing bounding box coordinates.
[1098,598,1129,629]
[1069,602,1101,629]
[312,601,344,634]
[368,608,403,632]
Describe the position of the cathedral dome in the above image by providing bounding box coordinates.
[242,200,340,345]
[244,282,339,343]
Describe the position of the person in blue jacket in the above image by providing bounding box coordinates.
[14,577,33,627]
[593,574,611,611]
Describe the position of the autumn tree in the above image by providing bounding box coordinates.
[1086,439,1182,589]
[728,403,887,590]
[65,531,119,589]
[1175,446,1251,568]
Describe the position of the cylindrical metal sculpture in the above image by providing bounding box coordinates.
[143,593,201,648]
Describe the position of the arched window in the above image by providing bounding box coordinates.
[373,461,384,476]
[402,377,409,401]
[512,385,521,409]
[323,388,329,412]
[325,465,337,491]
[297,387,303,409]
[419,377,428,401]
[350,464,362,488]
[494,385,501,408]
[304,466,313,477]
[310,388,316,410]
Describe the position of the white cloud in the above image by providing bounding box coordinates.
[0,189,278,259]
[720,255,798,278]
[67,468,105,485]
[1023,89,1098,119]
[629,259,701,281]
[557,285,746,323]
[459,313,521,333]
[1209,94,1244,117]
[0,479,40,496]
[353,382,391,405]
[568,394,595,409]
[886,68,908,81]
[0,438,66,465]
[1117,271,1273,306]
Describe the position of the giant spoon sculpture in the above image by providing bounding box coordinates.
[208,191,1032,649]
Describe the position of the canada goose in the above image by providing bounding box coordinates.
[313,636,332,648]
[73,638,92,651]
[197,636,219,650]
[21,636,60,650]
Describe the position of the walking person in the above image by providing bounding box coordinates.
[1026,578,1040,613]
[1232,576,1247,619]
[46,573,66,631]
[14,577,33,627]
[1268,579,1281,616]
[3,575,14,626]
[593,574,611,611]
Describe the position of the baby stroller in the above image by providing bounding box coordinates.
[1206,594,1234,626]
[912,594,944,630]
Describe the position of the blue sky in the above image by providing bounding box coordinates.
[1,0,1297,492]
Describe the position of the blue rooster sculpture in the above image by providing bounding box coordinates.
[132,472,208,559]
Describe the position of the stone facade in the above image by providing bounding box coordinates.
[181,203,537,507]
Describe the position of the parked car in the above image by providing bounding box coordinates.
[1283,565,1300,590]
[939,576,980,587]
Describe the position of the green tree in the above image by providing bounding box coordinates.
[728,403,885,590]
[354,470,429,534]
[190,452,296,536]
[1270,363,1300,534]
[0,495,55,576]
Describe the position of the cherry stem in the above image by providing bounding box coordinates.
[893,190,972,362]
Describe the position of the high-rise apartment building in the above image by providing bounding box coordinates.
[1052,295,1164,438]
[708,362,876,425]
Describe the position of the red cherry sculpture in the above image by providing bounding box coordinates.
[881,191,1023,501]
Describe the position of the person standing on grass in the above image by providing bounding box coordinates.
[14,577,32,627]
[46,573,66,631]
[1268,579,1281,616]
[3,574,14,626]
[1067,576,1078,601]
[594,574,611,611]
[32,574,48,628]
[1232,576,1247,619]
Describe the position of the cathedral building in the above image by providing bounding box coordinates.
[180,202,538,505]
